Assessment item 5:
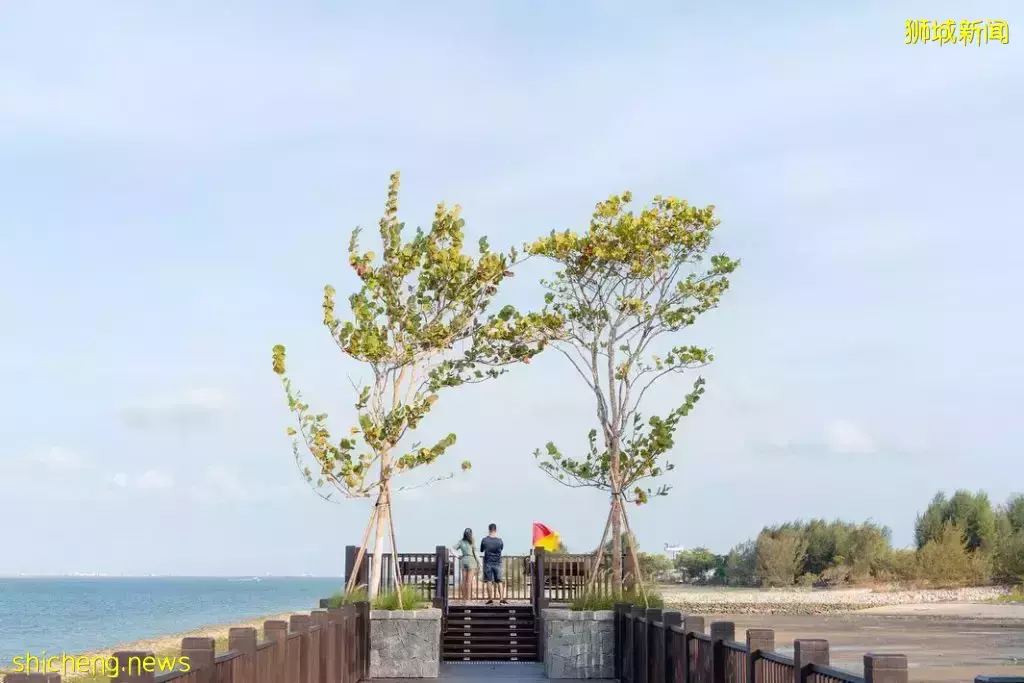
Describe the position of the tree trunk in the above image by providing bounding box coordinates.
[368,462,391,602]
[368,497,388,599]
[611,493,622,596]
[608,428,623,597]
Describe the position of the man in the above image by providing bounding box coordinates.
[479,522,507,604]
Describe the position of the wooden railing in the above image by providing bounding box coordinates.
[343,545,601,607]
[615,605,1024,683]
[3,603,369,683]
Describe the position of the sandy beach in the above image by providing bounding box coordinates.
[14,612,296,680]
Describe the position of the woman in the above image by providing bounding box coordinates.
[453,528,479,600]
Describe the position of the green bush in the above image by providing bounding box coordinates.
[569,588,664,611]
[875,548,921,584]
[994,530,1024,583]
[918,523,991,587]
[373,586,428,610]
[756,528,807,587]
[796,572,818,587]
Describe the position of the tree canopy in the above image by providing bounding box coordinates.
[527,190,739,592]
[271,172,559,596]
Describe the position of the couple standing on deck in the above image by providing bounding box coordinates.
[453,523,507,604]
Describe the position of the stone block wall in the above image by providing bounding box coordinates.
[542,609,615,679]
[368,608,441,678]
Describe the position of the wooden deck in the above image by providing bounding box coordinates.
[374,662,616,683]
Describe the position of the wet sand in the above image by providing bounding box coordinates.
[719,610,1024,683]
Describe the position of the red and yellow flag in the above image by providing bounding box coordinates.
[532,522,561,552]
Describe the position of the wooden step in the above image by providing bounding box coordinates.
[442,634,536,643]
[444,623,534,633]
[442,651,537,661]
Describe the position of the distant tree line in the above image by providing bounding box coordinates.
[668,490,1024,588]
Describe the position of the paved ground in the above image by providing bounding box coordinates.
[721,611,1024,682]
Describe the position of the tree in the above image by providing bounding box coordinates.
[530,191,738,595]
[637,553,674,582]
[756,528,807,587]
[915,489,996,552]
[674,547,720,582]
[722,540,757,586]
[271,173,557,598]
[1003,493,1024,533]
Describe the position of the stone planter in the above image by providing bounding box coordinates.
[368,608,442,678]
[542,608,615,679]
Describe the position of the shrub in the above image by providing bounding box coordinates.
[325,585,427,610]
[756,528,807,587]
[372,586,428,610]
[994,530,1024,583]
[875,548,921,584]
[796,572,818,587]
[819,564,851,587]
[569,588,664,611]
[918,523,991,587]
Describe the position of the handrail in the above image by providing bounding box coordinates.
[723,639,749,653]
[759,650,795,666]
[808,663,865,683]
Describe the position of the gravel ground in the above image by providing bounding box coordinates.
[659,585,1013,615]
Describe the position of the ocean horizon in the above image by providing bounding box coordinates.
[0,576,344,665]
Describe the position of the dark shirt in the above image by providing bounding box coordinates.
[480,535,503,565]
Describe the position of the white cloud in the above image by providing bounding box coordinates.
[109,470,174,490]
[31,446,89,470]
[824,419,875,455]
[190,465,295,503]
[123,387,230,430]
[137,469,174,489]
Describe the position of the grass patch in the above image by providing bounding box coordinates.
[326,585,427,610]
[569,588,664,611]
[992,585,1024,603]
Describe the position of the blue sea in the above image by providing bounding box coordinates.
[0,577,344,666]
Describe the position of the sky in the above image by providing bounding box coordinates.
[0,1,1021,576]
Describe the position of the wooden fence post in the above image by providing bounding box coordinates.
[864,654,908,683]
[312,611,333,683]
[662,611,683,683]
[229,627,257,683]
[433,545,448,609]
[291,614,313,683]
[710,622,735,683]
[631,606,648,683]
[534,548,549,609]
[181,637,215,683]
[112,651,155,683]
[614,603,632,681]
[645,608,664,683]
[794,640,829,683]
[327,608,348,683]
[264,620,288,683]
[681,616,704,683]
[357,601,371,681]
[344,546,355,588]
[745,629,774,683]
